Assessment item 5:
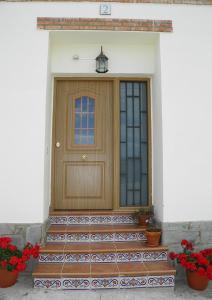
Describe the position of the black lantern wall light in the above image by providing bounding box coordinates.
[96,46,108,73]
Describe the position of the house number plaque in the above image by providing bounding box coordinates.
[100,4,111,15]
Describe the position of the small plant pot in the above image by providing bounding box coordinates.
[0,269,18,288]
[138,215,150,227]
[186,270,209,291]
[146,229,161,247]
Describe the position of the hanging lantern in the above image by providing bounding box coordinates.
[95,46,108,73]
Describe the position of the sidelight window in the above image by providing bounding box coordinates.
[120,82,148,207]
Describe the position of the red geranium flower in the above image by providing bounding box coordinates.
[9,256,19,266]
[8,245,17,252]
[181,240,189,247]
[16,262,26,272]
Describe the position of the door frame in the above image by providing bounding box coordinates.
[51,77,152,211]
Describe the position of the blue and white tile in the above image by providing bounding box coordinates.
[39,254,65,263]
[34,278,62,289]
[91,253,116,263]
[147,275,175,287]
[91,277,119,289]
[90,233,114,242]
[49,216,67,225]
[119,276,148,289]
[65,253,90,263]
[62,278,90,290]
[142,251,168,262]
[116,252,143,262]
[47,233,66,243]
[66,233,90,242]
[67,216,90,225]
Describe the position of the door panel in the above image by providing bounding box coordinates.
[54,80,113,209]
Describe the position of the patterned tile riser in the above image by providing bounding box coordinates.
[49,215,138,225]
[46,232,146,243]
[34,275,175,289]
[39,251,168,263]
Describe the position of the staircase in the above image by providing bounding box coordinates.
[33,210,176,290]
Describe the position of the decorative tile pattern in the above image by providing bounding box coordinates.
[67,216,90,225]
[119,276,148,288]
[39,251,168,263]
[143,251,168,262]
[114,232,146,242]
[91,277,119,289]
[63,278,90,289]
[112,215,138,224]
[34,275,175,289]
[47,231,146,243]
[34,278,62,289]
[90,233,114,242]
[65,253,90,263]
[147,275,175,287]
[116,252,142,262]
[90,215,113,224]
[49,216,67,225]
[66,233,90,242]
[91,253,116,263]
[49,215,138,225]
[47,233,66,243]
[39,254,65,263]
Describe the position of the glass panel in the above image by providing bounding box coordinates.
[141,113,147,141]
[82,96,88,112]
[82,114,87,129]
[74,97,95,145]
[134,128,140,157]
[127,128,133,158]
[75,113,81,128]
[127,97,133,126]
[134,98,140,126]
[120,81,148,207]
[88,98,95,112]
[120,112,126,142]
[88,129,94,144]
[127,159,133,190]
[127,83,133,96]
[134,83,139,97]
[88,114,94,128]
[120,83,126,111]
[75,98,81,112]
[75,129,80,144]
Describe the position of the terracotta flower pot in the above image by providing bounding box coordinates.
[186,270,209,291]
[138,215,150,227]
[146,230,161,247]
[0,269,18,288]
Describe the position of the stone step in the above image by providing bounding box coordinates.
[46,225,146,243]
[49,210,138,225]
[39,242,168,263]
[33,261,176,289]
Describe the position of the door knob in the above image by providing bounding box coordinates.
[81,154,87,160]
[56,142,61,148]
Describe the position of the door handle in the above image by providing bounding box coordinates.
[81,154,88,160]
[56,142,61,148]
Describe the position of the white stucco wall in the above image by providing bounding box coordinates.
[0,2,212,223]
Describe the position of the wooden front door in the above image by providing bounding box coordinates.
[53,80,113,209]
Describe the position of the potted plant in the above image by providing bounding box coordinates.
[0,236,40,288]
[145,218,162,247]
[169,239,212,291]
[136,206,154,227]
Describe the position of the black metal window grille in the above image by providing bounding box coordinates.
[120,81,148,207]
